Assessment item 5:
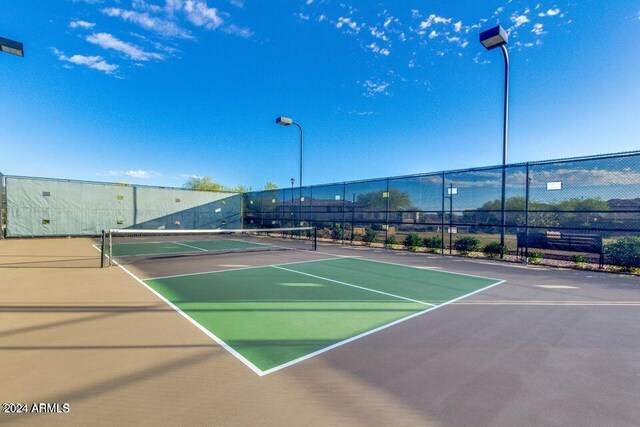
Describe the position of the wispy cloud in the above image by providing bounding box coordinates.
[69,20,96,29]
[53,48,118,75]
[101,7,193,39]
[511,14,531,28]
[86,32,165,61]
[108,170,162,179]
[538,8,560,17]
[531,23,545,36]
[362,79,390,97]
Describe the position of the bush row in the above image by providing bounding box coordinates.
[317,227,640,270]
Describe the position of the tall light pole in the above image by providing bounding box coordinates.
[276,116,304,225]
[0,36,23,240]
[290,177,295,225]
[480,25,509,257]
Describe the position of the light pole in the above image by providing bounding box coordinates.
[276,116,304,225]
[480,25,509,257]
[0,37,24,57]
[290,177,295,225]
[0,37,23,240]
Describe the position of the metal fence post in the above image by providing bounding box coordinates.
[351,192,356,246]
[341,183,346,245]
[524,163,530,263]
[441,172,445,256]
[385,178,390,248]
[0,173,4,239]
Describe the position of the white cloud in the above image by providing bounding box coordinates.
[222,24,253,38]
[179,173,204,179]
[419,14,451,29]
[53,48,118,75]
[336,17,362,33]
[511,14,530,28]
[532,23,545,36]
[428,30,438,39]
[366,42,390,56]
[131,0,163,13]
[182,0,224,30]
[69,20,96,29]
[538,8,560,17]
[87,32,165,61]
[229,0,244,8]
[453,21,462,32]
[108,170,162,179]
[362,79,390,97]
[102,7,193,39]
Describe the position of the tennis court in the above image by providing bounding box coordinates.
[2,235,640,426]
[141,257,502,374]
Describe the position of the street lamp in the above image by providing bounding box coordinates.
[0,36,23,240]
[479,25,509,257]
[290,177,295,224]
[276,116,304,225]
[0,37,24,57]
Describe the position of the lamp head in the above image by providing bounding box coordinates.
[0,37,24,57]
[276,116,293,126]
[479,25,508,50]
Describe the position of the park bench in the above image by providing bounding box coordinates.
[516,231,604,267]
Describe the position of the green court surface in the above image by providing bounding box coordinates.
[108,239,268,257]
[144,257,502,375]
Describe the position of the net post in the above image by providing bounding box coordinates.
[313,227,317,251]
[108,230,113,267]
[100,230,105,268]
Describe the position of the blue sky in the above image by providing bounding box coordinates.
[1,0,639,190]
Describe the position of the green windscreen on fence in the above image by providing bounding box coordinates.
[5,176,242,237]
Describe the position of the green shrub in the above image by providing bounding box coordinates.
[362,228,379,244]
[528,251,543,264]
[423,236,443,252]
[317,228,331,239]
[454,237,479,255]
[385,236,398,246]
[570,254,588,267]
[403,234,422,250]
[605,236,640,271]
[331,226,344,240]
[483,242,506,258]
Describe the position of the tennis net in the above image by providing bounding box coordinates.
[101,227,317,267]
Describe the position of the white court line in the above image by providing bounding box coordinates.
[261,278,507,376]
[96,244,508,377]
[271,265,435,307]
[145,256,359,281]
[453,301,640,306]
[172,241,208,251]
[352,257,503,282]
[462,259,549,270]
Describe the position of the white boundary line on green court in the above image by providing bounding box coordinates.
[352,257,504,282]
[272,265,435,306]
[98,244,508,377]
[260,278,507,376]
[172,241,208,251]
[107,257,267,376]
[145,256,357,281]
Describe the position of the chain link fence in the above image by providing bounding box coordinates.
[243,151,640,271]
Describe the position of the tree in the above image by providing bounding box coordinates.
[183,177,251,193]
[183,176,228,192]
[263,181,278,191]
[357,188,415,211]
[229,185,252,194]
